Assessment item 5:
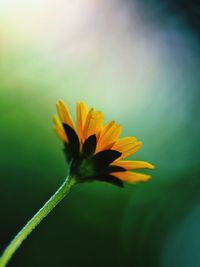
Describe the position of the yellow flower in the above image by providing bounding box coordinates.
[53,100,154,187]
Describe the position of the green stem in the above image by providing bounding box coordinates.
[0,176,76,267]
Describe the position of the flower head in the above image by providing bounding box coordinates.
[53,100,154,187]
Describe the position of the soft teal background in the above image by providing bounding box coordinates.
[0,1,200,267]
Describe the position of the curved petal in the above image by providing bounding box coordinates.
[112,137,142,159]
[95,174,124,187]
[76,101,88,140]
[63,124,80,160]
[93,150,121,169]
[96,121,122,153]
[53,115,68,142]
[56,100,75,130]
[83,108,103,140]
[82,135,97,156]
[112,171,151,183]
[113,160,154,170]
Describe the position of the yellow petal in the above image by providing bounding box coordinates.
[112,171,151,183]
[113,160,155,170]
[53,115,68,142]
[83,108,103,140]
[76,101,88,140]
[112,137,142,159]
[96,121,122,153]
[56,100,75,129]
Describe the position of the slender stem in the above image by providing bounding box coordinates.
[0,176,76,267]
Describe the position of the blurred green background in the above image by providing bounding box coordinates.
[0,1,200,267]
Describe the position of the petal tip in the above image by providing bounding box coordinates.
[149,163,155,169]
